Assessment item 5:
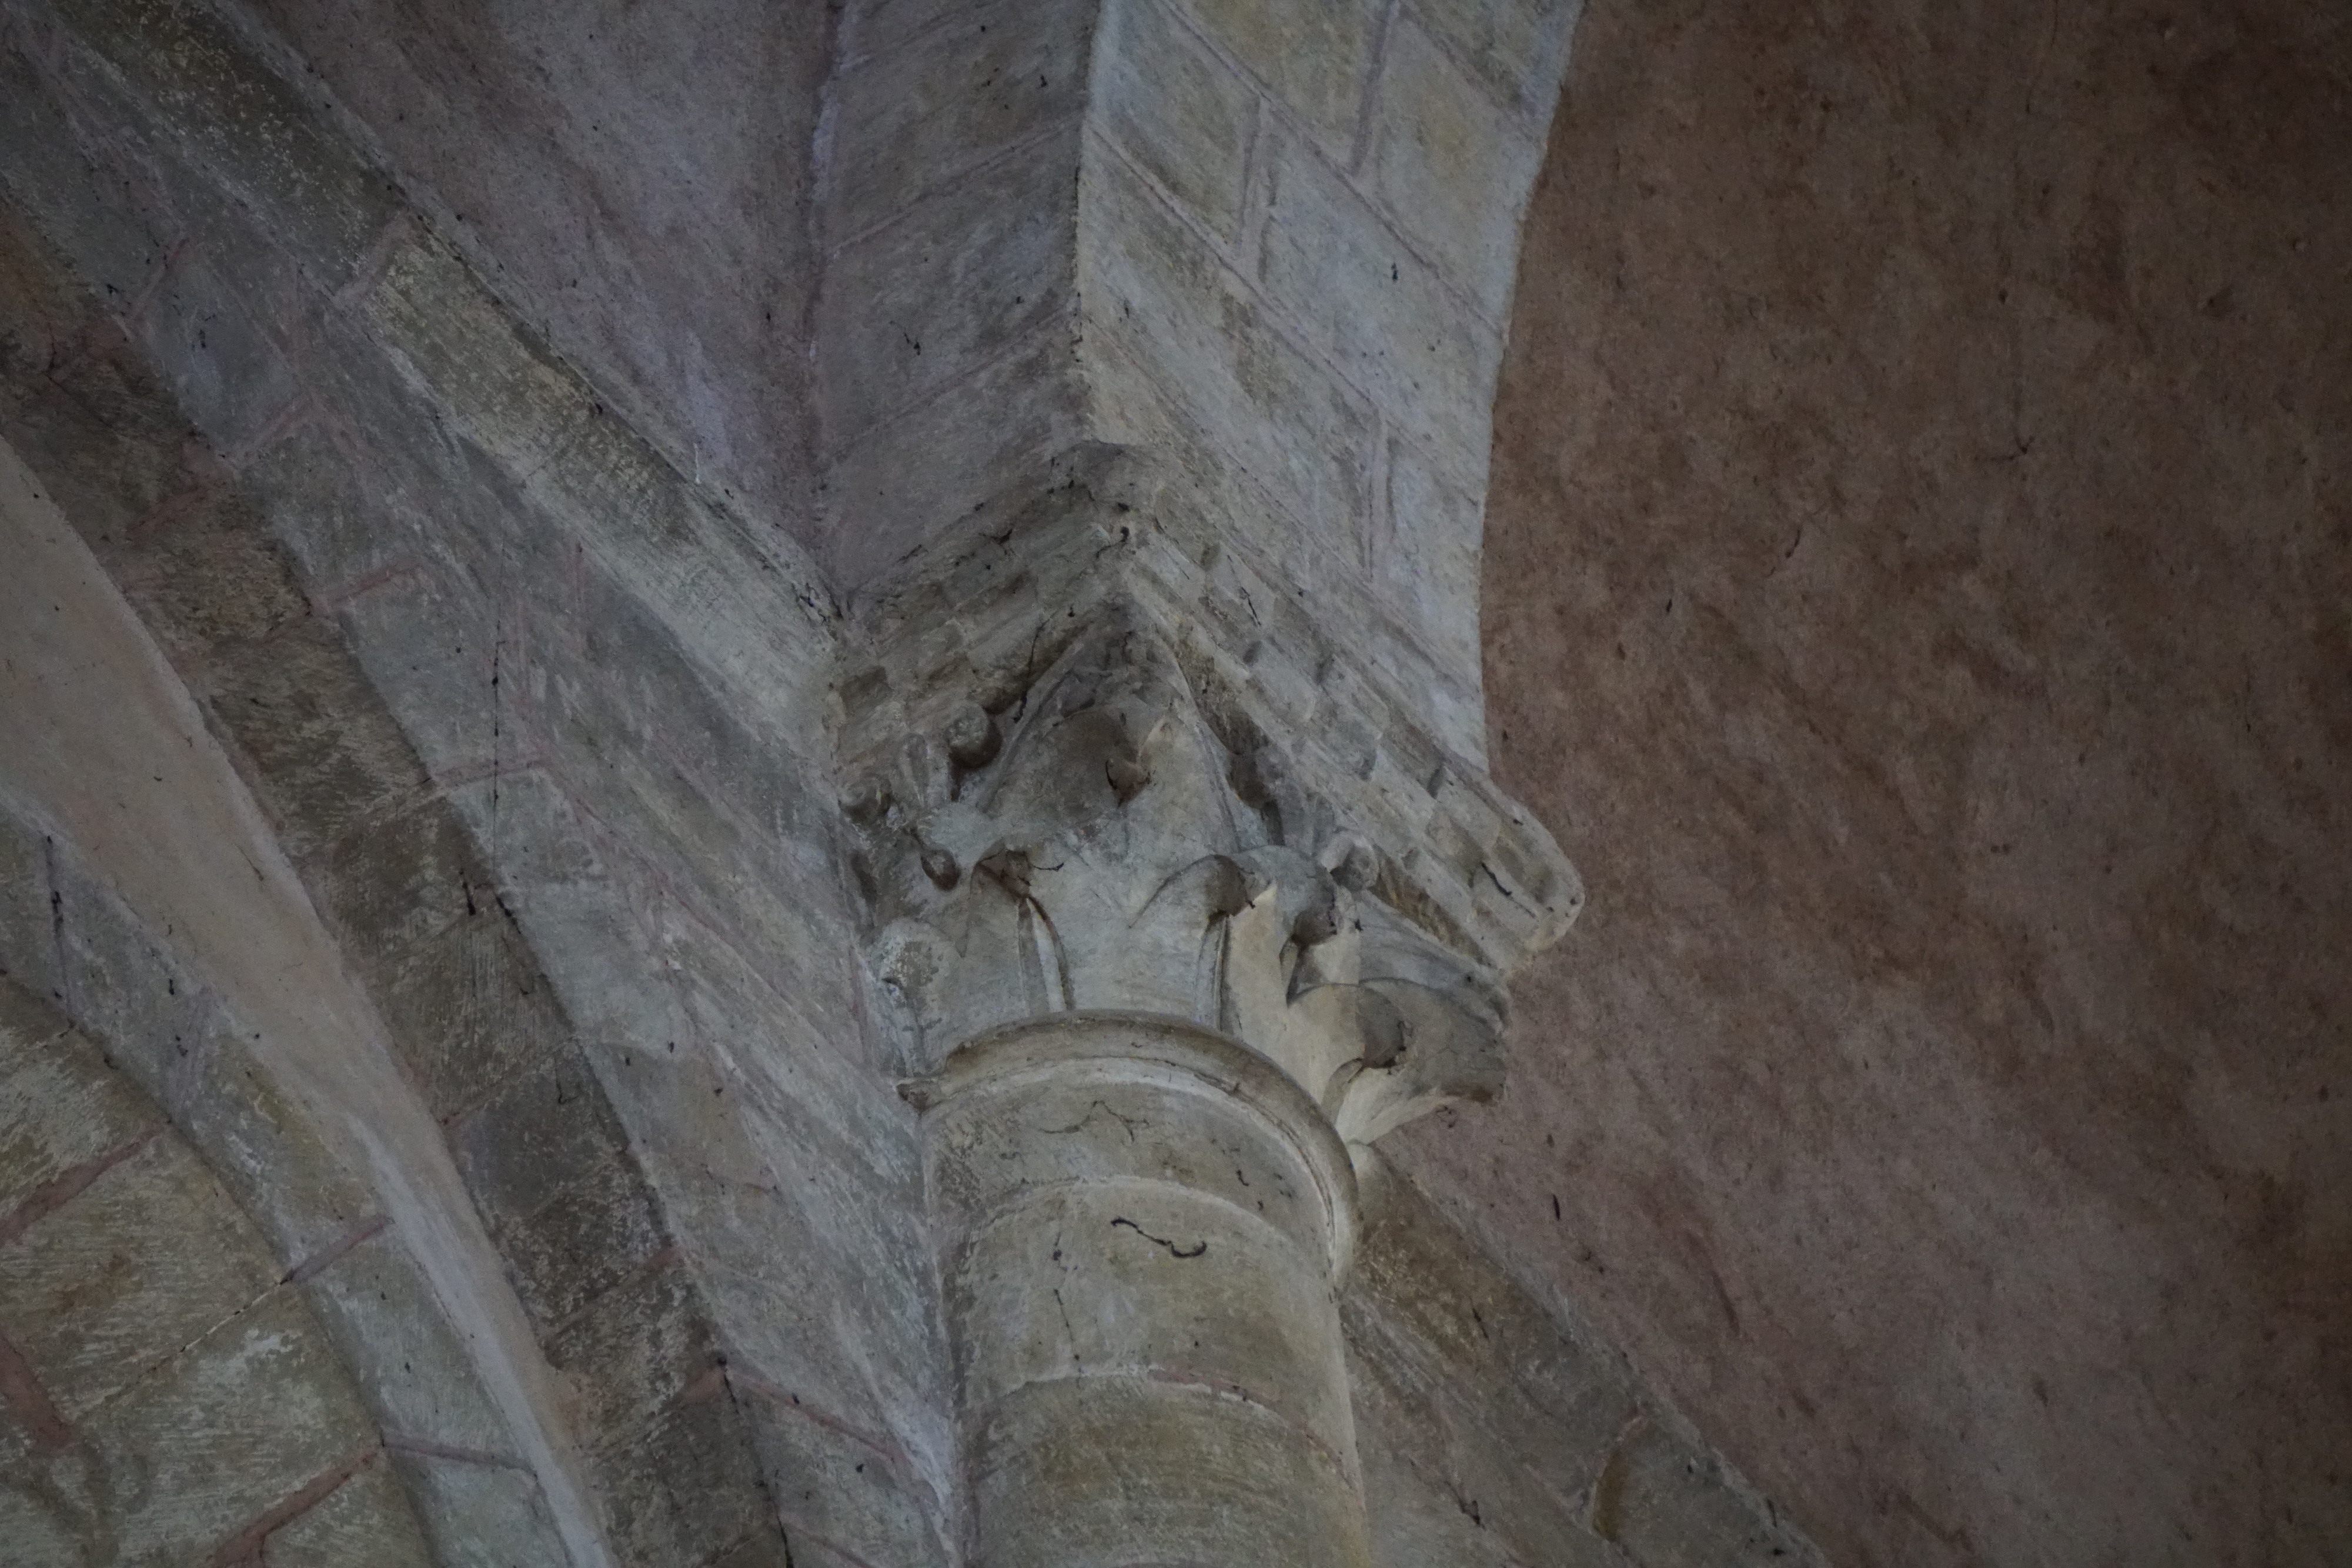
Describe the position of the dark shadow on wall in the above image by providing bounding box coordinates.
[1422,2,2352,1564]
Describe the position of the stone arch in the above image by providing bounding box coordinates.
[0,203,810,1565]
[0,972,438,1567]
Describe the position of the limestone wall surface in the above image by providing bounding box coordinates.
[1459,1,2352,1563]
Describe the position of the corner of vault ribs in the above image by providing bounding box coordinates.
[828,447,1581,1566]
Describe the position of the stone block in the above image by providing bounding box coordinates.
[0,36,175,315]
[829,0,1094,241]
[299,1228,515,1456]
[819,122,1081,446]
[332,563,509,783]
[0,1480,79,1568]
[321,798,568,1120]
[1096,0,1259,242]
[838,0,974,61]
[1351,1336,1614,1568]
[45,854,213,1105]
[259,1457,433,1568]
[440,773,605,906]
[131,245,302,460]
[452,1047,634,1239]
[0,1010,151,1199]
[168,1027,377,1267]
[1257,130,1503,497]
[362,239,598,487]
[596,1392,774,1568]
[5,349,188,563]
[0,815,65,1011]
[1347,1159,1635,1486]
[1366,16,1545,321]
[1178,0,1381,158]
[239,425,415,599]
[1381,430,1486,696]
[1083,148,1374,553]
[968,1375,1368,1567]
[75,1287,377,1564]
[45,0,399,287]
[195,622,430,862]
[699,1261,942,1456]
[0,1132,277,1418]
[385,1450,571,1568]
[545,1258,713,1443]
[112,479,308,653]
[1401,0,1581,123]
[706,1530,797,1568]
[491,1142,667,1332]
[746,1394,947,1568]
[824,319,1089,585]
[1346,1307,1608,1564]
[1603,1420,1799,1567]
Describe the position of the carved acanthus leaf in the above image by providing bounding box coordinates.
[846,603,1506,1148]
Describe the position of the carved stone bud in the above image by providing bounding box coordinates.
[975,846,1034,900]
[840,773,891,825]
[1105,754,1151,804]
[944,701,1001,771]
[1321,831,1379,891]
[919,845,960,890]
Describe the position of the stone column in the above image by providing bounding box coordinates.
[839,491,1579,1566]
[907,1012,1366,1568]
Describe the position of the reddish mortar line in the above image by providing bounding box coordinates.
[541,1243,684,1342]
[310,556,425,613]
[771,1516,889,1568]
[724,1368,908,1470]
[225,389,320,470]
[383,1433,532,1472]
[0,1124,163,1248]
[281,1212,390,1286]
[202,1445,378,1567]
[111,233,197,339]
[329,212,420,315]
[0,1326,75,1453]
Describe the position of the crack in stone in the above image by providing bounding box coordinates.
[1110,1216,1207,1259]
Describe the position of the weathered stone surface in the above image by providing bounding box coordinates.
[245,0,830,540]
[1458,1,2352,1562]
[743,1395,947,1568]
[0,998,149,1198]
[1402,0,1580,123]
[596,1392,774,1568]
[1364,15,1544,320]
[301,1229,519,1459]
[1094,0,1258,242]
[0,1134,279,1419]
[1085,147,1376,557]
[1178,0,1381,157]
[827,0,1093,242]
[385,1451,573,1568]
[1257,130,1502,497]
[74,1290,382,1563]
[820,124,1081,447]
[260,1459,435,1568]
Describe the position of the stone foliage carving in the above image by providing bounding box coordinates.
[845,599,1507,1152]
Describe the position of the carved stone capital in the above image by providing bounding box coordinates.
[839,456,1575,1155]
